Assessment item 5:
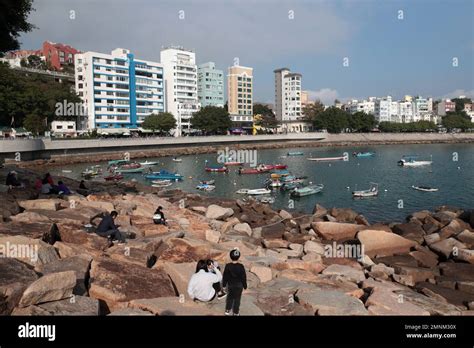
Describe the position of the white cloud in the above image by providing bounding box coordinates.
[306,88,339,105]
[439,89,474,100]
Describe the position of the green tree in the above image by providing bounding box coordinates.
[254,113,279,129]
[348,112,376,132]
[442,114,473,131]
[141,112,176,134]
[253,103,273,116]
[302,100,324,122]
[23,114,47,135]
[451,97,472,113]
[0,0,35,54]
[312,106,349,133]
[378,121,437,132]
[190,106,232,135]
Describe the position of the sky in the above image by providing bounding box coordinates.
[18,0,474,105]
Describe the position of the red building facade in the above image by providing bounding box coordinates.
[42,41,80,70]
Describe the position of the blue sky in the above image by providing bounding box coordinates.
[19,0,473,104]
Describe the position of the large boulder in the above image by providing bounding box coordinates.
[128,297,221,316]
[157,237,217,263]
[0,258,38,315]
[328,208,358,223]
[311,222,365,241]
[18,199,64,211]
[394,289,461,316]
[415,282,474,309]
[156,261,195,298]
[10,211,51,224]
[429,238,467,259]
[321,264,365,283]
[0,222,59,243]
[0,235,59,268]
[392,223,426,244]
[233,223,252,236]
[89,258,176,312]
[365,287,430,315]
[19,271,76,307]
[357,229,417,257]
[36,296,100,315]
[56,222,111,251]
[105,245,157,268]
[250,265,273,283]
[37,255,92,295]
[297,288,368,315]
[457,230,474,247]
[205,205,234,220]
[303,240,325,255]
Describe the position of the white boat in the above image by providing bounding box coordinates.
[307,156,345,162]
[139,160,158,166]
[172,158,182,162]
[412,185,438,192]
[196,184,216,191]
[247,188,272,195]
[151,179,171,184]
[257,196,275,204]
[236,189,249,194]
[61,170,72,173]
[152,182,172,188]
[352,183,379,198]
[398,155,432,167]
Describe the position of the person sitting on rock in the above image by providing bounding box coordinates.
[44,172,54,186]
[90,210,126,243]
[57,181,71,195]
[206,259,226,299]
[223,248,247,316]
[5,171,21,187]
[79,180,87,190]
[187,259,226,302]
[40,178,53,194]
[153,206,167,225]
[34,176,42,191]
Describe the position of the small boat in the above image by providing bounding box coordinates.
[108,159,129,166]
[61,170,72,173]
[257,196,275,204]
[115,167,144,174]
[152,179,171,184]
[265,179,282,188]
[119,162,141,170]
[81,168,100,177]
[271,170,290,178]
[236,189,249,194]
[290,184,324,197]
[205,166,228,173]
[152,182,172,188]
[398,156,432,167]
[353,151,375,158]
[104,174,123,181]
[145,170,183,181]
[412,185,439,192]
[224,161,244,166]
[172,158,182,162]
[247,188,272,195]
[139,160,158,166]
[287,151,304,156]
[281,182,301,191]
[200,180,215,185]
[352,183,379,197]
[238,164,270,174]
[196,184,216,191]
[307,156,345,162]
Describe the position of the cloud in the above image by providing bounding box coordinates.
[306,88,339,105]
[439,89,474,100]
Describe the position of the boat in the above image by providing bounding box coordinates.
[108,159,129,166]
[81,168,100,177]
[152,182,172,188]
[200,180,215,185]
[266,164,288,170]
[412,185,439,192]
[114,167,144,174]
[247,188,272,195]
[205,166,228,173]
[61,170,72,173]
[238,164,270,174]
[281,182,302,191]
[398,156,432,167]
[119,162,141,170]
[353,151,375,158]
[145,170,183,181]
[271,170,290,178]
[287,151,304,156]
[352,183,379,197]
[139,160,158,166]
[104,174,124,181]
[224,161,244,166]
[172,158,182,162]
[257,196,275,204]
[152,179,171,184]
[265,179,282,188]
[236,189,249,194]
[196,184,216,191]
[307,156,345,162]
[290,184,324,197]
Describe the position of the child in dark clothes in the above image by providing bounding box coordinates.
[222,248,247,316]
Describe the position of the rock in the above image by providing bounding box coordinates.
[261,223,286,239]
[328,208,358,223]
[207,294,264,316]
[458,282,474,295]
[106,244,157,268]
[366,288,430,315]
[369,263,395,280]
[205,205,234,220]
[277,268,320,283]
[190,206,207,214]
[275,248,303,258]
[409,248,439,268]
[457,230,474,247]
[205,229,221,243]
[312,204,327,217]
[129,297,222,316]
[322,264,365,283]
[250,265,273,283]
[409,210,432,221]
[57,223,111,251]
[220,217,240,233]
[89,258,176,312]
[37,255,92,295]
[357,229,417,257]
[394,289,461,315]
[18,199,64,211]
[37,296,100,315]
[157,238,216,263]
[0,258,38,315]
[415,282,474,308]
[19,271,76,307]
[297,289,368,315]
[311,222,365,241]
[429,238,467,258]
[233,223,252,236]
[11,305,51,315]
[303,240,325,255]
[455,249,474,264]
[53,241,103,260]
[108,308,154,316]
[288,243,304,254]
[262,239,290,249]
[272,259,325,274]
[355,215,370,226]
[10,211,51,223]
[374,254,419,268]
[424,233,441,245]
[157,261,195,298]
[279,210,292,220]
[432,211,456,224]
[439,263,474,282]
[0,235,59,268]
[77,200,115,212]
[392,223,425,244]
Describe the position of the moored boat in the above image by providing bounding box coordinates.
[172,158,182,162]
[205,166,228,173]
[398,155,432,167]
[152,182,172,188]
[287,151,304,156]
[104,174,123,181]
[247,188,272,195]
[353,151,375,158]
[307,156,345,162]
[145,170,183,181]
[224,161,244,166]
[108,159,129,166]
[151,179,171,184]
[200,180,215,185]
[114,167,144,174]
[196,184,216,191]
[236,189,249,194]
[139,160,158,166]
[412,185,438,192]
[290,184,324,197]
[352,183,379,197]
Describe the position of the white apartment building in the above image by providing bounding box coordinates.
[51,121,76,137]
[374,96,393,122]
[413,96,431,122]
[398,101,414,123]
[160,46,200,136]
[75,48,165,133]
[274,68,302,121]
[348,99,375,115]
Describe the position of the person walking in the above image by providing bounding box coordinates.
[222,248,247,316]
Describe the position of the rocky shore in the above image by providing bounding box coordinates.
[1,167,473,316]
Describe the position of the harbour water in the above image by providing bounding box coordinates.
[58,143,473,223]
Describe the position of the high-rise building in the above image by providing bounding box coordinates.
[437,99,456,116]
[160,46,200,136]
[374,96,393,123]
[75,48,165,132]
[197,62,224,107]
[227,65,253,119]
[274,68,302,121]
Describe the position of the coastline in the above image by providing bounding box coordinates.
[3,132,474,167]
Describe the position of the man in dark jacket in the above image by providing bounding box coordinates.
[222,248,247,316]
[90,211,125,242]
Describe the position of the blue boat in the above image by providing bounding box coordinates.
[353,151,375,158]
[145,170,183,181]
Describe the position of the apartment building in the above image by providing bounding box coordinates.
[437,99,456,116]
[274,68,302,121]
[197,62,224,107]
[227,65,253,123]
